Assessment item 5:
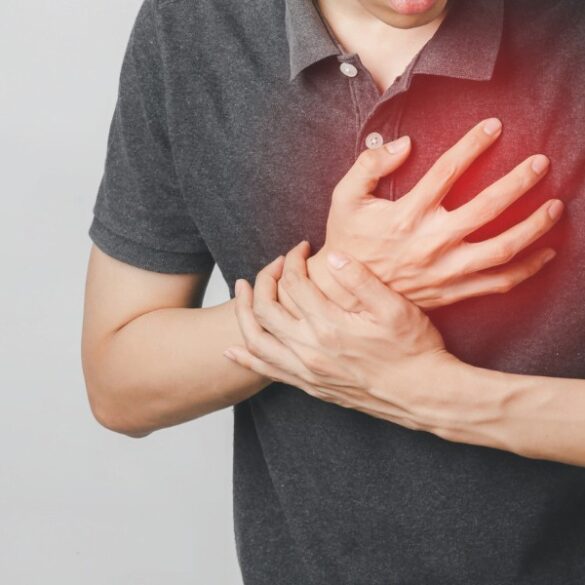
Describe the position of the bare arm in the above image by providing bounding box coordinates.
[226,244,585,468]
[82,118,558,440]
[81,245,269,438]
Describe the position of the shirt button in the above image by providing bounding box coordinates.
[365,132,383,149]
[339,62,358,77]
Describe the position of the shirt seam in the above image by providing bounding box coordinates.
[91,213,213,259]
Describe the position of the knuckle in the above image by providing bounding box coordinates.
[522,256,544,276]
[343,263,367,287]
[302,350,329,376]
[515,169,533,193]
[494,276,515,293]
[427,296,452,308]
[434,158,459,186]
[253,300,276,327]
[512,167,533,192]
[494,242,516,264]
[245,336,263,357]
[356,149,380,175]
[420,285,442,300]
[467,131,484,153]
[408,239,436,265]
[346,296,364,313]
[480,185,502,205]
[314,323,339,347]
[252,298,267,320]
[375,301,399,323]
[384,300,410,327]
[331,184,344,202]
[535,209,552,232]
[351,272,375,296]
[390,208,416,235]
[413,260,451,287]
[258,262,271,277]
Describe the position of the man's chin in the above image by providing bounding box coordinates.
[368,0,448,29]
[386,0,438,16]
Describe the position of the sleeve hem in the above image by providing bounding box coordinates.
[88,215,215,274]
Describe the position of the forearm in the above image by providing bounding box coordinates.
[389,359,585,467]
[307,251,585,466]
[91,299,270,436]
[452,363,585,466]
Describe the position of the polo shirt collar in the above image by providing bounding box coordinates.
[284,0,504,84]
[413,0,504,81]
[285,0,340,82]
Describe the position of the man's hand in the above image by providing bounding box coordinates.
[225,241,470,436]
[225,241,585,467]
[289,118,562,313]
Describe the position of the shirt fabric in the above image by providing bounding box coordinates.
[88,0,585,583]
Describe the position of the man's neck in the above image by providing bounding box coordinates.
[315,0,448,93]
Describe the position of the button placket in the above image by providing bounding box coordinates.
[339,62,358,78]
[365,132,384,149]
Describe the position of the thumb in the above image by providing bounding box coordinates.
[332,135,411,206]
[325,251,410,319]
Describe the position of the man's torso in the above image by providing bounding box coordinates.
[156,0,585,582]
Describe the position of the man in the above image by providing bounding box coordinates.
[81,0,585,583]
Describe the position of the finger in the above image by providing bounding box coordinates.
[224,346,339,405]
[280,246,344,327]
[447,154,551,238]
[277,279,304,320]
[332,135,412,207]
[279,240,336,322]
[454,199,563,274]
[278,240,311,318]
[223,345,308,388]
[224,346,413,416]
[325,250,411,321]
[273,241,312,320]
[415,247,556,309]
[234,278,304,374]
[281,240,312,280]
[403,118,503,211]
[252,255,300,337]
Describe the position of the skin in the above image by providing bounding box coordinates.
[223,3,585,467]
[284,119,561,315]
[227,240,585,468]
[82,119,561,439]
[316,0,449,92]
[82,0,567,459]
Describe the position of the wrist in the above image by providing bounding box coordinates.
[402,356,516,449]
[444,361,528,454]
[368,351,481,437]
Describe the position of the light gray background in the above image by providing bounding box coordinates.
[1,1,243,583]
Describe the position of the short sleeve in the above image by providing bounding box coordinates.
[88,0,215,274]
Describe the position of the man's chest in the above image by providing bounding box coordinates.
[170,63,581,256]
[167,60,585,375]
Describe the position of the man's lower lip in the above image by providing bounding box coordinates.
[387,0,437,15]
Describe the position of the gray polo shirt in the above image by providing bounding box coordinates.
[88,0,585,582]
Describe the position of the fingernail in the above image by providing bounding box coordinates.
[327,252,349,269]
[547,200,564,221]
[223,349,236,360]
[543,250,557,263]
[531,154,550,174]
[385,135,410,155]
[483,118,502,136]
